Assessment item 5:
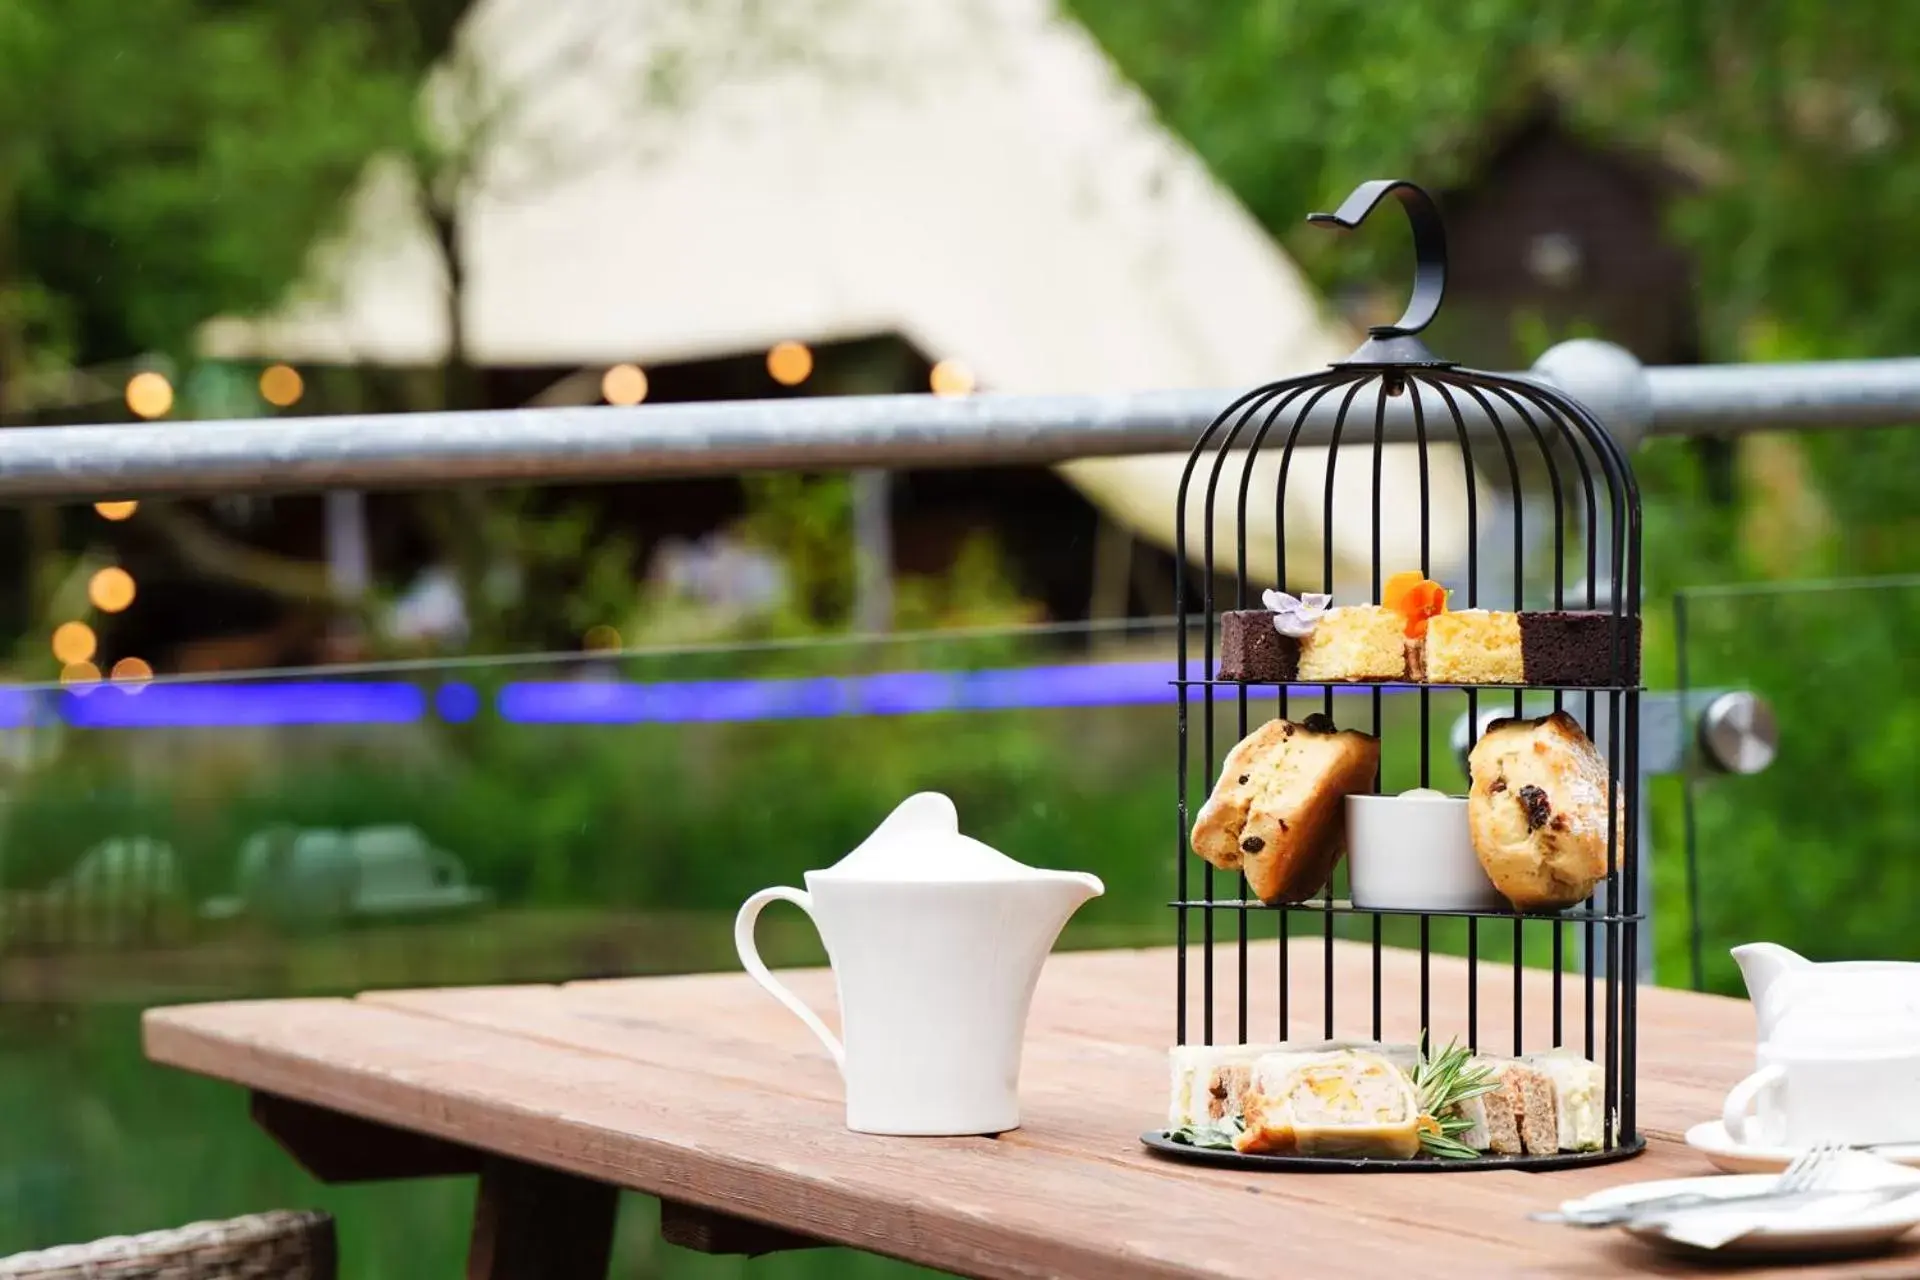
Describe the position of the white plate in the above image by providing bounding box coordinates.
[1568,1173,1920,1258]
[1686,1121,1920,1175]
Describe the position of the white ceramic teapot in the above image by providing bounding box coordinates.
[734,792,1104,1135]
[1731,942,1920,1056]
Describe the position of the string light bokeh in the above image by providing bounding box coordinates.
[929,358,976,397]
[767,341,813,386]
[52,621,97,666]
[88,566,137,613]
[259,363,304,408]
[601,364,649,406]
[124,371,174,419]
[110,656,154,685]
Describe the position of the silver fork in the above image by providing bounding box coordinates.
[1535,1141,1854,1227]
[1777,1141,1847,1194]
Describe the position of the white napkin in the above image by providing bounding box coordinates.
[1659,1152,1920,1250]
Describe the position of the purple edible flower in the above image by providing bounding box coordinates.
[1262,589,1331,638]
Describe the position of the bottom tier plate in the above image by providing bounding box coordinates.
[1140,1131,1646,1173]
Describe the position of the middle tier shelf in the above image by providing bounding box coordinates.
[1171,678,1643,693]
[1169,898,1644,923]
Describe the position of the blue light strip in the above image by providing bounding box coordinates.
[59,681,427,729]
[0,687,36,730]
[22,662,1383,730]
[494,661,1186,724]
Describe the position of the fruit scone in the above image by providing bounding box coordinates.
[1467,710,1624,911]
[1190,713,1380,903]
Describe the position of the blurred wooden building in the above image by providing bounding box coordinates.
[1431,101,1704,372]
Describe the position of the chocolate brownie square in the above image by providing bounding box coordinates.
[1517,611,1642,686]
[1218,610,1300,682]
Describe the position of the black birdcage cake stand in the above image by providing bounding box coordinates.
[1142,180,1644,1172]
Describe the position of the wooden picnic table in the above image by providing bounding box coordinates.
[142,939,1918,1279]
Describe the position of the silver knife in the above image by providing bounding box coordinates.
[1532,1183,1920,1228]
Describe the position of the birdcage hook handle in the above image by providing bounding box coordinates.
[1308,179,1447,339]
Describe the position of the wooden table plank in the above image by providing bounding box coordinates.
[362,971,1728,1258]
[142,943,1920,1279]
[496,938,1754,1137]
[357,973,1712,1225]
[352,940,1742,1254]
[145,995,1535,1278]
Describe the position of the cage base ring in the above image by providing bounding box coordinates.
[1140,1131,1645,1173]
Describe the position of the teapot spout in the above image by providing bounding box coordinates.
[1011,869,1104,952]
[1045,869,1106,908]
[1731,941,1809,1005]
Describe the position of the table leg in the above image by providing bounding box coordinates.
[467,1156,619,1280]
[252,1092,480,1183]
[659,1199,824,1257]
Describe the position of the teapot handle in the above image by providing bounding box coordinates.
[734,887,845,1074]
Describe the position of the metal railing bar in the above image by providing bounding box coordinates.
[0,343,1914,501]
[1673,572,1920,601]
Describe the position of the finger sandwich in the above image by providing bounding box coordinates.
[1448,1057,1555,1155]
[1235,1048,1423,1159]
[1523,1047,1606,1152]
[1167,1043,1286,1128]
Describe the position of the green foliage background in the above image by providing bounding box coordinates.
[1067,0,1920,995]
[5,1,1920,1276]
[1067,0,1920,596]
[0,0,424,376]
[1067,2,1920,358]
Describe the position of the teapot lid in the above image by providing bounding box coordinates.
[816,792,1036,882]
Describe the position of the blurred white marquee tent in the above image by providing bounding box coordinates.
[199,0,1483,593]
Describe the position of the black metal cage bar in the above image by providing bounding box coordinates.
[1158,180,1644,1173]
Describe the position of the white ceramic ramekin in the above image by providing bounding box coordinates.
[1346,792,1503,911]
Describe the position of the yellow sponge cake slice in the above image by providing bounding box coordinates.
[1296,606,1408,681]
[1425,610,1524,684]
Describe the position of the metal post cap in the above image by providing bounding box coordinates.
[1531,339,1651,451]
[1697,690,1778,775]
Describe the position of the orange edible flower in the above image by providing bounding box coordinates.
[1381,570,1425,612]
[1383,571,1449,638]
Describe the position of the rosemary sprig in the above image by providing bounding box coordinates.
[1411,1032,1497,1160]
[1421,1129,1483,1161]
